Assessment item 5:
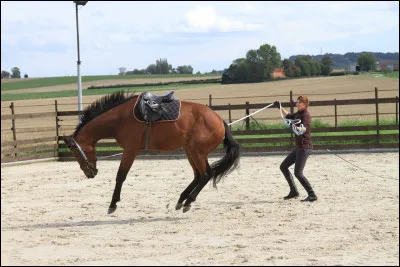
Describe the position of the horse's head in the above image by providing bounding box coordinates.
[64,136,98,179]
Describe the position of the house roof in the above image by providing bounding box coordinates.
[272,68,286,78]
[377,60,399,65]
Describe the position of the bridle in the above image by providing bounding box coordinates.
[69,137,98,177]
[71,137,88,161]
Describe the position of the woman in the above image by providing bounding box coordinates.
[273,96,317,202]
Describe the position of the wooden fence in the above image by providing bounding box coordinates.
[56,124,399,162]
[1,88,399,163]
[209,88,399,129]
[1,101,59,163]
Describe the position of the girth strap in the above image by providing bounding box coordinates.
[144,121,152,152]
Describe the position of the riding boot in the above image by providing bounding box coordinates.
[283,174,299,200]
[297,177,317,202]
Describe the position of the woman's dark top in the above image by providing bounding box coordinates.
[285,109,313,149]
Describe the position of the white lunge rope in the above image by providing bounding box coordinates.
[227,103,274,126]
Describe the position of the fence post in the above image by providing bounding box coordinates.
[334,98,337,127]
[245,101,250,130]
[228,103,232,131]
[55,100,59,158]
[396,96,398,125]
[290,90,294,114]
[209,94,212,107]
[374,87,380,143]
[10,102,17,157]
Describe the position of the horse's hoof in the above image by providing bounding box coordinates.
[182,205,191,213]
[175,203,183,210]
[108,207,117,214]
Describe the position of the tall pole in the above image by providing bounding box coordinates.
[75,2,83,113]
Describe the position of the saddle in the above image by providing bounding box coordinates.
[138,91,175,121]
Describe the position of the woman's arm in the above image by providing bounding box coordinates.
[281,107,289,117]
[274,101,294,119]
[282,107,295,119]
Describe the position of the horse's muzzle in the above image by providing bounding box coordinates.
[82,162,98,179]
[83,167,98,179]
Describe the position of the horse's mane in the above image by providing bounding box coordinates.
[73,90,136,136]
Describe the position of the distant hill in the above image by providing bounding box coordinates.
[289,52,399,69]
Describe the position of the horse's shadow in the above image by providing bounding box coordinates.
[4,217,185,230]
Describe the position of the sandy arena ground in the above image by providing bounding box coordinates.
[1,152,399,266]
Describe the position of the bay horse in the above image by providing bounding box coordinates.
[64,91,241,214]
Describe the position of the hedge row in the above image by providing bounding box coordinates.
[87,78,222,90]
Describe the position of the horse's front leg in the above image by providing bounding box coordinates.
[108,151,136,214]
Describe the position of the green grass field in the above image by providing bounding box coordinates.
[361,70,399,79]
[0,83,220,101]
[1,73,221,91]
[383,71,399,79]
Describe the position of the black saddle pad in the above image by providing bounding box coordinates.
[134,94,181,122]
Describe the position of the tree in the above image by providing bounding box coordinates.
[244,44,281,81]
[24,74,28,78]
[294,55,312,68]
[321,55,333,76]
[11,67,21,78]
[282,59,298,78]
[222,43,282,83]
[293,55,324,77]
[155,58,170,74]
[357,52,377,71]
[1,70,10,79]
[146,64,157,74]
[322,55,333,67]
[176,65,193,74]
[244,49,263,81]
[294,66,301,77]
[222,60,251,84]
[310,61,321,76]
[255,44,281,80]
[132,69,146,74]
[299,60,311,76]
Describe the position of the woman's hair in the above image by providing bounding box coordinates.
[297,95,309,109]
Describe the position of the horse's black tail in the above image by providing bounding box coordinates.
[210,121,242,188]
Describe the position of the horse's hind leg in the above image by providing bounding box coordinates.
[182,156,212,213]
[108,150,136,214]
[176,148,200,210]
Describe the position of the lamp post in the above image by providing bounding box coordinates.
[73,1,88,113]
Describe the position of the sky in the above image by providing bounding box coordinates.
[1,1,399,78]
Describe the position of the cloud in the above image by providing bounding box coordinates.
[176,5,263,33]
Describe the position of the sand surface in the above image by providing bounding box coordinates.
[1,152,399,266]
